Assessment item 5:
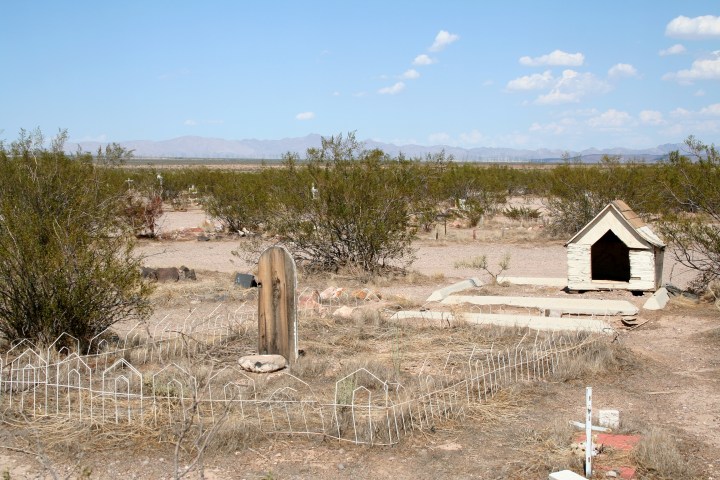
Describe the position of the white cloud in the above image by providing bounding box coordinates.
[535,70,610,105]
[184,119,197,126]
[459,129,486,145]
[608,63,638,78]
[659,44,686,56]
[666,15,720,39]
[587,109,634,129]
[413,54,435,66]
[695,89,706,96]
[557,108,600,118]
[639,110,664,125]
[699,103,720,116]
[519,49,584,67]
[428,132,451,144]
[429,30,459,52]
[506,70,554,90]
[295,111,315,120]
[332,91,340,96]
[663,52,720,82]
[529,122,566,134]
[352,91,367,97]
[662,103,720,137]
[378,82,406,95]
[400,69,420,80]
[670,107,692,117]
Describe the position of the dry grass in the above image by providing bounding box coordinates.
[149,270,257,307]
[497,416,583,478]
[554,339,633,381]
[631,428,699,479]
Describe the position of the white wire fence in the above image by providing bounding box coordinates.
[0,292,599,446]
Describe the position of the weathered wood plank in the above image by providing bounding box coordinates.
[257,246,298,364]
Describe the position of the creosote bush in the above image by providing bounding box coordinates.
[264,133,419,273]
[0,129,151,349]
[659,136,720,291]
[542,154,661,236]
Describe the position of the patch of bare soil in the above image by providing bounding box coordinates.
[1,211,717,479]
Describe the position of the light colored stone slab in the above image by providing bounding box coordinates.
[643,287,669,310]
[497,276,567,287]
[390,311,612,333]
[549,470,587,480]
[390,311,455,322]
[426,277,482,302]
[333,306,355,319]
[238,354,287,373]
[442,295,638,316]
[598,409,620,429]
[462,313,612,333]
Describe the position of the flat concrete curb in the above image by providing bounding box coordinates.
[441,295,638,316]
[549,471,586,480]
[390,311,613,333]
[497,276,567,287]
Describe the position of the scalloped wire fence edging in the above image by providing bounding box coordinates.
[0,323,599,446]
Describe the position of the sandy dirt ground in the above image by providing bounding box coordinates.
[140,209,696,288]
[1,209,717,479]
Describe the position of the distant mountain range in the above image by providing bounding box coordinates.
[67,134,686,163]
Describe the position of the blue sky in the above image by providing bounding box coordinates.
[2,1,719,150]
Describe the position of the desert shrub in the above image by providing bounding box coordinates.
[0,129,151,349]
[122,187,164,237]
[264,133,417,273]
[203,170,272,232]
[102,168,167,237]
[659,136,720,291]
[503,205,541,223]
[543,155,660,236]
[438,163,509,225]
[398,152,449,231]
[454,253,510,284]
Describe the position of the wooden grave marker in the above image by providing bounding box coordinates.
[257,246,298,364]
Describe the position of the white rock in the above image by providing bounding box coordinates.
[643,287,670,310]
[549,471,587,480]
[333,305,355,319]
[238,354,287,373]
[598,409,620,430]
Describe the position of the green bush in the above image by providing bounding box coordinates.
[264,133,417,273]
[203,170,273,232]
[659,136,720,290]
[543,155,661,236]
[0,129,151,349]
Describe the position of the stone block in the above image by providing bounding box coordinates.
[235,273,257,288]
[598,409,620,430]
[549,471,586,480]
[238,354,287,373]
[643,287,669,310]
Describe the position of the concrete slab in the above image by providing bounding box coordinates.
[497,276,567,287]
[441,295,638,316]
[426,277,482,302]
[549,471,586,480]
[390,311,455,322]
[390,311,613,333]
[462,313,612,333]
[643,287,669,310]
